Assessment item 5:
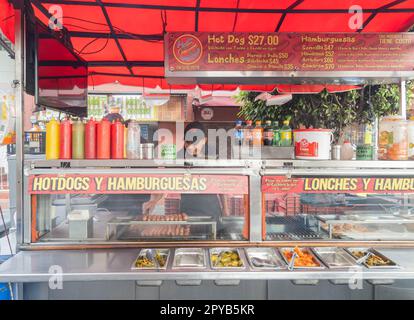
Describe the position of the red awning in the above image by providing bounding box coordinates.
[0,0,14,43]
[22,1,414,90]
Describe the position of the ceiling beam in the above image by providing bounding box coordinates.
[275,0,304,32]
[31,0,71,35]
[89,72,163,79]
[68,31,163,41]
[95,0,133,75]
[36,1,414,14]
[38,60,164,67]
[194,0,200,31]
[0,36,15,59]
[358,0,408,32]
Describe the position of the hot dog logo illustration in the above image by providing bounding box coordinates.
[173,34,203,65]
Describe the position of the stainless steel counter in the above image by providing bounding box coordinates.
[1,248,414,282]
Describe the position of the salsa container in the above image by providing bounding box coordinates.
[245,248,286,270]
[312,247,357,269]
[172,248,207,269]
[209,248,245,270]
[345,248,399,269]
[279,247,325,270]
[131,248,170,270]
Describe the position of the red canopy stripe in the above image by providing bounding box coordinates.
[0,0,15,43]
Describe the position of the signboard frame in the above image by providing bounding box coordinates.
[165,32,414,84]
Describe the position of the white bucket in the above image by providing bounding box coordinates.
[293,129,333,160]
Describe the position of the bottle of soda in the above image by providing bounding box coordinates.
[263,120,274,146]
[253,120,263,146]
[280,119,292,146]
[272,121,281,146]
[234,120,244,146]
[243,120,254,148]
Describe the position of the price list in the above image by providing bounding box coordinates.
[166,32,414,73]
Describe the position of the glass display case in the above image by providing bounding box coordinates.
[22,159,414,248]
[27,168,250,244]
[262,161,414,242]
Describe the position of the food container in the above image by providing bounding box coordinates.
[293,129,333,160]
[67,209,93,239]
[160,144,177,160]
[209,248,245,270]
[378,116,408,160]
[111,120,125,159]
[97,119,111,159]
[279,247,325,270]
[46,118,60,160]
[85,118,97,159]
[345,248,399,269]
[312,247,357,269]
[245,248,286,270]
[59,118,72,159]
[131,248,170,270]
[72,119,85,159]
[140,143,155,160]
[172,248,207,269]
[331,144,341,160]
[126,121,141,159]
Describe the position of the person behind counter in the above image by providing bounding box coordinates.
[103,101,124,123]
[143,121,229,218]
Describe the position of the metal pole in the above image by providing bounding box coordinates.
[0,36,15,59]
[400,80,407,119]
[14,6,24,248]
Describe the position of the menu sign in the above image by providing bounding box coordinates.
[166,32,414,74]
[262,176,414,194]
[28,174,248,195]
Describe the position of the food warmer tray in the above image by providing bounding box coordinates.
[245,248,286,270]
[172,248,207,269]
[106,216,217,240]
[209,248,246,271]
[316,214,413,225]
[131,248,171,270]
[312,247,357,269]
[279,247,325,270]
[345,248,400,269]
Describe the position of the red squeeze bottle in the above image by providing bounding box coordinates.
[85,118,97,159]
[111,119,124,159]
[59,118,72,159]
[96,119,111,159]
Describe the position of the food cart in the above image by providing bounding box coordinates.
[1,0,414,300]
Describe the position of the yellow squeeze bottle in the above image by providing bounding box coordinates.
[46,118,60,160]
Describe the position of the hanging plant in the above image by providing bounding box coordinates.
[236,84,400,142]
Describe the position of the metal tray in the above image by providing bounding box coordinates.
[317,214,412,224]
[279,247,325,270]
[245,248,286,270]
[209,248,245,270]
[345,248,400,269]
[312,247,357,269]
[172,248,207,269]
[131,248,170,270]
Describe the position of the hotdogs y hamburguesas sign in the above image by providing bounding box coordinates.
[262,176,414,194]
[165,32,414,75]
[28,174,249,195]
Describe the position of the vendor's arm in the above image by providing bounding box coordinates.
[220,194,230,216]
[143,194,164,214]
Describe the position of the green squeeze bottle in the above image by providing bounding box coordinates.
[280,119,292,146]
[272,121,281,146]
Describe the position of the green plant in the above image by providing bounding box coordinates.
[407,80,414,111]
[236,84,400,142]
